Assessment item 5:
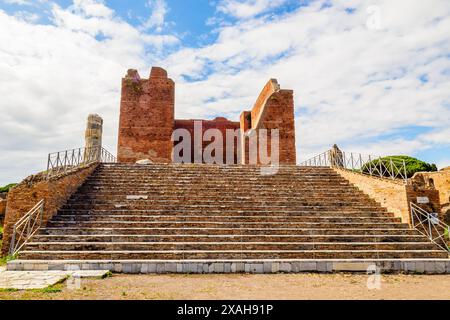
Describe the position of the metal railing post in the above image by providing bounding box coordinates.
[9,228,16,256]
[427,212,433,241]
[403,159,407,181]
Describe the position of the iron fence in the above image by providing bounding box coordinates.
[299,149,407,182]
[410,202,450,252]
[9,199,44,256]
[47,146,116,178]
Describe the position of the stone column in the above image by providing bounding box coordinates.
[329,144,344,168]
[85,114,103,161]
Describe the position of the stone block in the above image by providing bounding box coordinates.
[404,262,416,273]
[263,262,272,273]
[280,263,291,273]
[140,264,149,274]
[425,262,436,274]
[214,263,224,273]
[271,262,280,273]
[113,263,123,273]
[148,264,157,273]
[435,262,446,274]
[415,262,425,274]
[317,262,329,273]
[123,264,132,274]
[332,262,370,272]
[188,263,197,273]
[156,264,165,274]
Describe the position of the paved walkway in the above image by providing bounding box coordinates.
[0,267,109,290]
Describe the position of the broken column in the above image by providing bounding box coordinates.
[329,144,344,168]
[85,114,103,161]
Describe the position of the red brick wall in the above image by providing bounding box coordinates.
[1,164,98,256]
[117,67,297,165]
[0,198,6,225]
[255,89,296,164]
[406,185,441,218]
[118,67,175,163]
[174,118,240,164]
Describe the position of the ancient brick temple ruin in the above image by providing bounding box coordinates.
[117,67,297,164]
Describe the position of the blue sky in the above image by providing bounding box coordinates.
[0,0,449,184]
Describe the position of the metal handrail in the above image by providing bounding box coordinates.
[410,203,450,252]
[299,149,408,183]
[9,199,45,256]
[47,146,116,178]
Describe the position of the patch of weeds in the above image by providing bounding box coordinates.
[0,254,17,266]
[0,288,19,292]
[101,271,113,279]
[31,283,64,294]
[30,276,69,294]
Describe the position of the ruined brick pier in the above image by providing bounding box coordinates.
[118,67,296,164]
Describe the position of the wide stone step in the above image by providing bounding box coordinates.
[63,200,381,208]
[51,215,401,223]
[18,250,448,260]
[45,220,408,229]
[57,209,389,216]
[30,234,428,243]
[24,241,438,252]
[39,227,421,236]
[76,190,363,197]
[61,204,387,211]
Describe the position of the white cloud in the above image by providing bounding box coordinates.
[162,0,450,162]
[217,0,288,19]
[0,1,179,184]
[0,0,449,185]
[142,0,167,32]
[71,0,113,18]
[2,0,33,5]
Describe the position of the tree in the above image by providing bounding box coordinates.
[361,156,438,178]
[0,184,17,193]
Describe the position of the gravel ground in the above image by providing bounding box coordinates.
[0,273,449,300]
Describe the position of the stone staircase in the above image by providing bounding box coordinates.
[15,163,448,266]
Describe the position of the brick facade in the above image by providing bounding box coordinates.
[334,168,442,225]
[411,169,450,222]
[118,68,175,163]
[1,164,98,256]
[117,67,297,165]
[0,198,6,225]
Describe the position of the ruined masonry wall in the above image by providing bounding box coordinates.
[1,164,98,256]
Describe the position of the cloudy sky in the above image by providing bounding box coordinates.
[0,0,449,185]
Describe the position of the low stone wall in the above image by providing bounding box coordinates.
[1,164,98,256]
[411,169,450,223]
[334,169,441,225]
[7,259,450,274]
[334,169,411,223]
[0,198,6,225]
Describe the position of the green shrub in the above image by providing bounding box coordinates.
[362,156,437,178]
[0,183,17,193]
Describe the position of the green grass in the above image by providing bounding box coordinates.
[101,271,113,279]
[0,184,17,193]
[31,285,63,294]
[0,254,17,266]
[30,276,70,293]
[0,288,19,293]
